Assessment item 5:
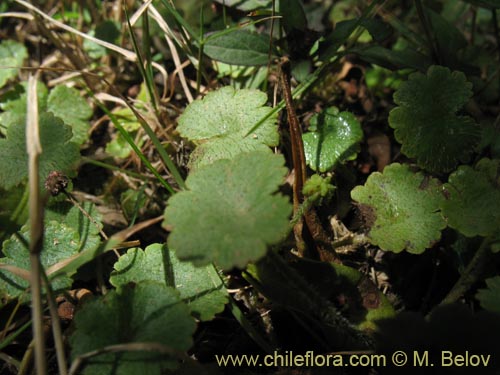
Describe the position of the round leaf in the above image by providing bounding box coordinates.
[70,282,196,374]
[351,163,446,253]
[440,159,500,237]
[0,112,80,190]
[110,244,229,321]
[0,221,81,300]
[164,151,292,269]
[177,86,278,169]
[476,276,500,313]
[389,65,480,173]
[302,107,363,172]
[0,40,27,88]
[0,81,48,131]
[45,201,102,252]
[47,85,92,145]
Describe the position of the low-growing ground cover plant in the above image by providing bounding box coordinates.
[0,0,499,374]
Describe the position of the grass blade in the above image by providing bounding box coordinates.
[124,7,159,112]
[89,93,177,194]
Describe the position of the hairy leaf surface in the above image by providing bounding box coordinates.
[0,222,81,300]
[389,65,480,173]
[440,159,500,237]
[47,85,92,145]
[0,113,80,190]
[351,163,446,253]
[177,86,278,169]
[70,282,196,375]
[164,151,291,269]
[110,244,228,321]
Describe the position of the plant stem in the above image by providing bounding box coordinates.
[29,256,46,374]
[41,270,68,375]
[279,58,339,262]
[279,57,306,211]
[26,74,46,375]
[437,236,492,307]
[279,57,308,256]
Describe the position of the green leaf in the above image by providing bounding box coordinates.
[162,249,228,321]
[83,21,121,59]
[204,30,273,66]
[360,18,393,43]
[105,107,143,158]
[365,65,408,93]
[110,244,229,321]
[302,174,335,198]
[0,186,28,239]
[105,134,131,158]
[166,250,229,321]
[319,19,358,61]
[279,0,307,33]
[70,282,196,374]
[0,81,48,131]
[302,107,363,172]
[45,201,102,252]
[0,82,48,113]
[177,86,278,169]
[212,0,271,12]
[440,159,500,237]
[110,245,167,288]
[351,163,446,254]
[389,65,480,173]
[120,188,147,222]
[47,85,92,145]
[351,45,431,71]
[49,238,120,282]
[0,112,80,190]
[0,221,82,300]
[0,40,28,89]
[0,202,102,300]
[110,107,142,132]
[426,8,467,68]
[164,151,292,269]
[476,276,500,313]
[478,121,500,158]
